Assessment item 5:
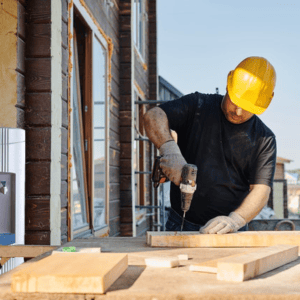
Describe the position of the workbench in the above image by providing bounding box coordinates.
[1,236,300,299]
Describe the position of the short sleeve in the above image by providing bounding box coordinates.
[249,136,277,187]
[159,92,200,133]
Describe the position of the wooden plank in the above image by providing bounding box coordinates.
[120,174,132,191]
[120,143,132,159]
[147,231,300,248]
[110,148,120,167]
[11,253,128,294]
[16,107,25,129]
[25,58,51,92]
[145,257,179,268]
[109,217,120,237]
[25,199,50,231]
[109,183,120,200]
[25,93,51,126]
[26,127,51,160]
[61,127,68,154]
[109,200,120,220]
[26,24,51,57]
[61,154,68,181]
[217,245,298,282]
[61,207,68,237]
[25,231,50,246]
[17,72,25,107]
[26,162,51,195]
[17,37,25,73]
[61,180,68,208]
[190,250,257,274]
[0,245,58,258]
[18,2,26,39]
[27,0,51,24]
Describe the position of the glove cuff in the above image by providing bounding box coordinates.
[229,211,246,227]
[159,140,182,156]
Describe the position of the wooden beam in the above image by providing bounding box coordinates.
[147,231,300,248]
[217,244,298,282]
[0,245,59,258]
[11,253,128,294]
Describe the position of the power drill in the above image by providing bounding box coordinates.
[152,156,198,231]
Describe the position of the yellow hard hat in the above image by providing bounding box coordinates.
[227,57,276,115]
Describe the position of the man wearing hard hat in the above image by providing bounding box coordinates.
[144,57,277,234]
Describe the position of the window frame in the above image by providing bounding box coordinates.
[69,0,110,240]
[133,0,147,60]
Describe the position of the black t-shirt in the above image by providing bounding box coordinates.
[159,92,277,225]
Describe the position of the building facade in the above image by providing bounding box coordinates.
[0,0,158,247]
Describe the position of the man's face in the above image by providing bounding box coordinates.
[221,93,254,124]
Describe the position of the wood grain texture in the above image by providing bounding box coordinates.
[25,24,51,57]
[25,199,50,231]
[147,231,300,248]
[25,93,51,125]
[25,58,51,92]
[26,127,51,160]
[11,253,128,294]
[25,231,50,245]
[217,245,298,282]
[26,0,51,24]
[0,245,58,258]
[190,250,257,274]
[26,162,51,195]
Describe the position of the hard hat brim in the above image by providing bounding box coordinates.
[227,73,266,115]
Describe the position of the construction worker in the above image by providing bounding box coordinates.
[144,57,277,234]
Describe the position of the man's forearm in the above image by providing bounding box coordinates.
[235,184,271,223]
[143,107,173,149]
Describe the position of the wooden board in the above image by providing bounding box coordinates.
[0,245,59,258]
[145,257,179,268]
[147,231,300,248]
[189,251,255,274]
[217,244,298,282]
[11,253,128,294]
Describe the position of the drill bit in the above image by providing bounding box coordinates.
[181,212,186,232]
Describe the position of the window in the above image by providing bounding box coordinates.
[93,37,107,229]
[70,4,109,237]
[133,0,146,56]
[72,30,89,231]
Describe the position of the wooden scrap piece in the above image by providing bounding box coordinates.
[190,250,257,274]
[178,254,189,260]
[0,245,59,258]
[147,231,300,248]
[145,257,179,268]
[11,253,128,294]
[217,244,298,282]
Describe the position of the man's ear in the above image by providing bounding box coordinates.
[271,92,275,100]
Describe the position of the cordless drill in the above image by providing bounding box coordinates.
[152,156,198,231]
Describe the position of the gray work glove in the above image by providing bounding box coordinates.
[200,212,246,234]
[159,140,187,186]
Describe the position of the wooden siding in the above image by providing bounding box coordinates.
[119,0,133,236]
[17,0,26,128]
[61,0,68,244]
[24,0,67,245]
[25,0,52,246]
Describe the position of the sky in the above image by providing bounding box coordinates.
[157,0,300,170]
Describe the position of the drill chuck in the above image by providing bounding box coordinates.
[180,164,197,213]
